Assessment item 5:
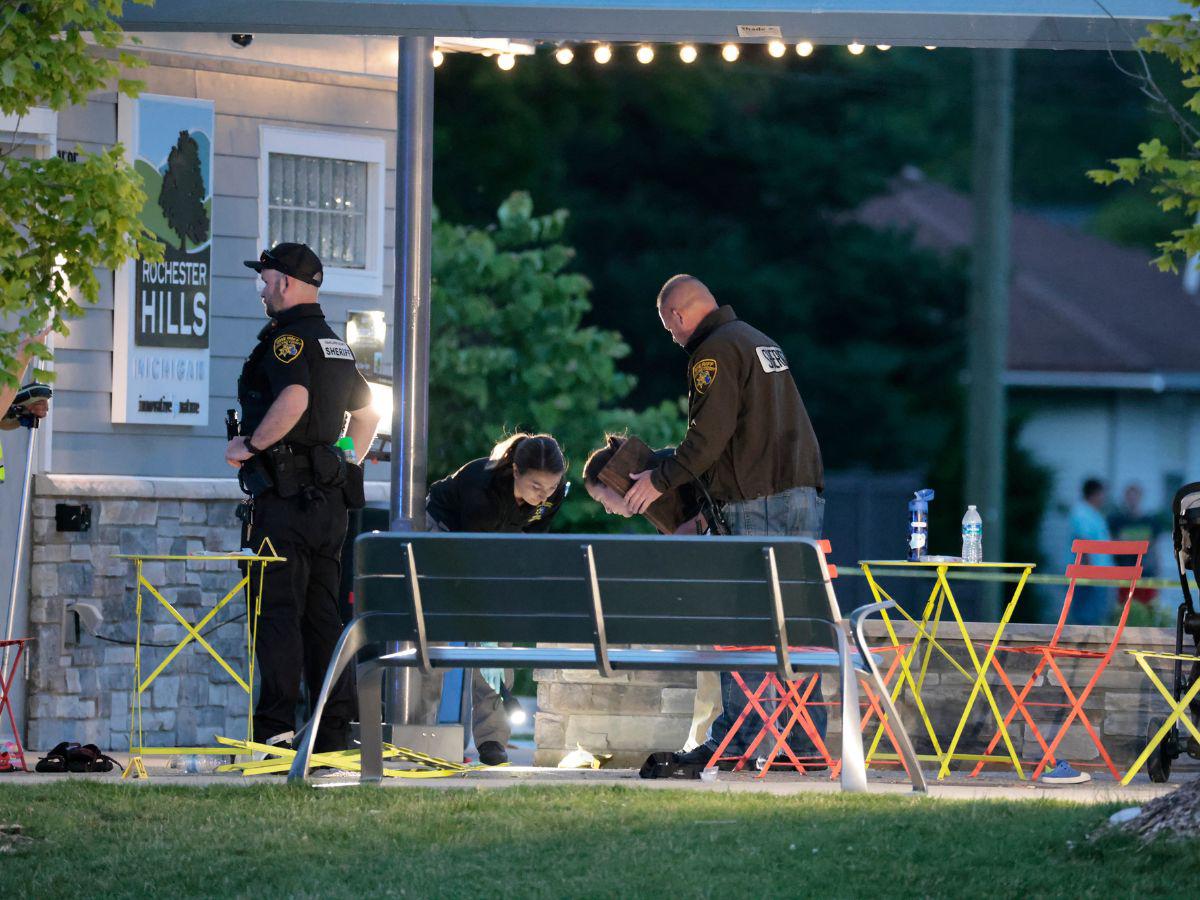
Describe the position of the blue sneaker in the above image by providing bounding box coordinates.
[1039,760,1091,785]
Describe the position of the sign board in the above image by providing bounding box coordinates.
[736,25,781,38]
[112,94,214,424]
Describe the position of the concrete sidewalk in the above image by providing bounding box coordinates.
[3,747,1182,804]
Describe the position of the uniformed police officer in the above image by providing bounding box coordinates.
[419,432,567,765]
[227,242,380,754]
[625,274,826,769]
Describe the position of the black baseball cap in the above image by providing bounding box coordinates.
[244,242,324,287]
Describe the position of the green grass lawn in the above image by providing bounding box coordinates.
[1,783,1197,898]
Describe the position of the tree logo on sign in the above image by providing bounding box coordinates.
[158,129,210,251]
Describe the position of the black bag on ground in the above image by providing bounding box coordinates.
[34,741,79,773]
[68,744,120,772]
[34,741,120,773]
[638,751,704,780]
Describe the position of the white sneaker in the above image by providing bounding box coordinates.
[252,731,294,762]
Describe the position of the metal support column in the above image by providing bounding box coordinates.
[966,49,1014,619]
[386,35,434,726]
[2,425,38,671]
[390,34,434,534]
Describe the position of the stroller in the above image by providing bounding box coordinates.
[1144,483,1200,781]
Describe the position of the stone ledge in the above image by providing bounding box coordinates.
[36,474,245,500]
[861,620,1178,650]
[35,473,390,502]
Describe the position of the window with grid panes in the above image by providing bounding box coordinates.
[267,152,368,268]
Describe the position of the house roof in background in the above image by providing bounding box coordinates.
[857,176,1200,382]
[120,1,1183,48]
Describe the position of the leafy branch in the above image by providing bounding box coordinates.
[0,0,162,388]
[1089,1,1200,271]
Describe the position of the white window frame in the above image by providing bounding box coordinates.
[258,126,386,297]
[0,107,57,155]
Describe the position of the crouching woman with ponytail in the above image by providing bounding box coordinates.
[417,433,568,764]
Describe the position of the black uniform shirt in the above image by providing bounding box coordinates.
[237,303,371,447]
[426,457,566,533]
[650,305,823,502]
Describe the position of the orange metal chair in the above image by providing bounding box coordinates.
[0,639,30,772]
[708,541,914,779]
[708,669,836,774]
[970,539,1148,780]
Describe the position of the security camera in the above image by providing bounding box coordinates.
[231,33,254,48]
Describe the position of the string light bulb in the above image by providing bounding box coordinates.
[847,42,865,55]
[796,41,814,57]
[636,44,655,64]
[679,43,698,63]
[555,45,574,65]
[767,40,786,58]
[594,43,612,64]
[431,49,444,67]
[876,44,891,51]
[721,43,740,62]
[497,52,516,71]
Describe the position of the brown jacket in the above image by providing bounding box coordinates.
[649,306,823,502]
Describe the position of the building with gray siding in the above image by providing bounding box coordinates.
[2,33,494,751]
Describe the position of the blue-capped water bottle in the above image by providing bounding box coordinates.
[907,489,935,562]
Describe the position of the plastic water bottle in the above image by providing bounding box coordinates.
[167,754,225,774]
[962,505,983,563]
[907,489,935,562]
[335,436,356,462]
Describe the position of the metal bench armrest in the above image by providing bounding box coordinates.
[848,600,928,794]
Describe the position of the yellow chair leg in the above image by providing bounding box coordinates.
[1121,654,1200,785]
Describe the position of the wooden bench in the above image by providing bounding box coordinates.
[288,533,926,792]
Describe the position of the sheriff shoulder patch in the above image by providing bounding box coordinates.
[755,346,789,373]
[273,334,303,364]
[319,338,354,360]
[692,358,718,395]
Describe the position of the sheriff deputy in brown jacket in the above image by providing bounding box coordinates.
[625,273,828,768]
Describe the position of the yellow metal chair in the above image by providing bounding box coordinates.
[1120,649,1200,785]
[116,540,283,779]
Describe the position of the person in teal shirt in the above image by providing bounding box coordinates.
[1066,478,1114,625]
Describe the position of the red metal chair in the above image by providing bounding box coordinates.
[707,541,915,779]
[0,639,30,772]
[970,539,1148,780]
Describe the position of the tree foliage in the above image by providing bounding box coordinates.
[431,49,1077,553]
[1087,1,1200,271]
[433,50,969,474]
[429,193,685,532]
[0,0,162,387]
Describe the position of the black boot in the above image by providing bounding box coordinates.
[477,741,508,766]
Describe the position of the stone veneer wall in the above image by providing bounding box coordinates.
[535,622,1199,773]
[23,474,386,752]
[25,475,247,752]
